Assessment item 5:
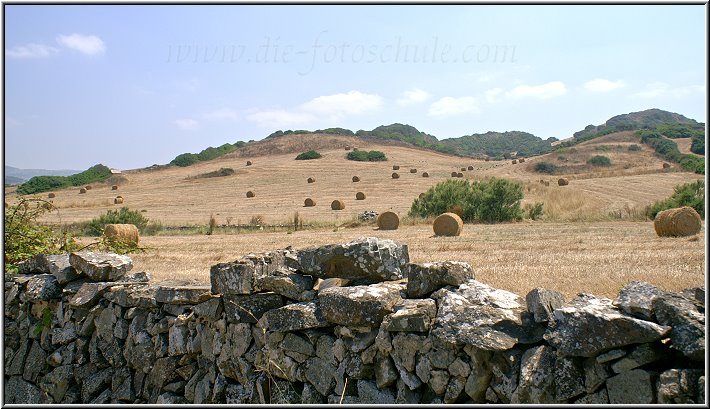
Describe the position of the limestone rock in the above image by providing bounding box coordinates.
[510,345,557,403]
[611,342,666,373]
[383,298,436,332]
[223,293,283,323]
[304,357,336,396]
[406,261,475,298]
[318,282,404,326]
[258,300,330,332]
[358,379,395,403]
[653,292,705,361]
[613,280,666,321]
[657,368,703,404]
[155,286,214,305]
[70,251,132,282]
[5,375,43,404]
[552,356,585,401]
[526,288,565,323]
[25,274,61,301]
[606,369,657,404]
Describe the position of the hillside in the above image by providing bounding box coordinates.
[571,108,703,143]
[4,165,82,184]
[440,131,554,158]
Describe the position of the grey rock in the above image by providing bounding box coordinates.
[698,376,705,404]
[69,282,115,308]
[25,274,61,301]
[192,298,223,320]
[429,370,450,395]
[7,338,30,375]
[304,357,336,396]
[583,356,611,393]
[70,251,132,281]
[268,378,301,404]
[23,340,48,382]
[463,345,493,402]
[573,387,609,404]
[653,292,705,361]
[613,280,666,321]
[284,237,409,282]
[396,378,423,403]
[224,292,283,323]
[406,261,475,298]
[611,342,666,373]
[315,335,337,366]
[606,369,657,404]
[81,367,114,402]
[89,387,112,404]
[391,333,425,372]
[448,357,471,378]
[375,354,399,388]
[52,322,77,345]
[256,271,315,301]
[18,254,79,284]
[510,345,557,403]
[444,376,467,403]
[544,294,671,357]
[210,260,257,295]
[146,356,179,391]
[301,382,326,404]
[121,271,151,282]
[357,379,395,404]
[350,328,378,353]
[345,353,373,379]
[383,298,436,332]
[168,322,190,356]
[39,364,74,402]
[123,331,155,373]
[415,355,432,383]
[282,332,314,362]
[526,287,565,323]
[5,375,43,404]
[596,348,626,363]
[553,356,585,401]
[657,368,703,404]
[489,348,523,403]
[224,383,256,404]
[156,392,188,404]
[155,286,214,305]
[258,300,330,332]
[318,282,404,326]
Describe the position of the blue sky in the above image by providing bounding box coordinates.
[3,4,707,171]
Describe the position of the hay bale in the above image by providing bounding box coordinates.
[485,157,490,162]
[377,211,400,230]
[103,224,139,246]
[331,199,345,210]
[48,193,56,198]
[654,207,702,237]
[307,177,316,183]
[352,176,360,182]
[392,172,400,179]
[519,158,525,163]
[512,160,517,164]
[451,171,458,177]
[356,192,366,200]
[558,178,569,186]
[447,204,464,218]
[246,191,255,198]
[85,185,92,190]
[433,212,463,236]
[457,172,464,178]
[410,168,417,173]
[246,160,252,166]
[422,172,429,178]
[114,196,124,204]
[393,165,400,170]
[304,198,316,207]
[345,145,351,151]
[79,188,87,194]
[461,167,466,172]
[468,166,474,170]
[111,185,118,190]
[662,162,671,169]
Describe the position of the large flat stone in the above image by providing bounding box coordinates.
[318,282,404,326]
[155,286,215,305]
[258,300,330,332]
[406,261,475,298]
[69,251,132,282]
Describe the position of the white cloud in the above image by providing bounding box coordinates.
[202,108,239,121]
[506,81,567,100]
[484,88,505,103]
[396,88,431,106]
[633,82,705,99]
[56,34,105,55]
[299,90,383,120]
[5,43,60,59]
[634,82,670,98]
[174,119,199,130]
[428,96,480,118]
[584,78,625,93]
[246,109,315,128]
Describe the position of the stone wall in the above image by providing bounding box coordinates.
[3,237,705,404]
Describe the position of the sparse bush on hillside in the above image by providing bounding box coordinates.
[409,178,524,223]
[638,130,704,174]
[587,155,612,167]
[691,133,704,155]
[193,168,235,178]
[646,180,704,220]
[533,162,559,174]
[295,150,322,160]
[628,144,642,152]
[170,142,242,167]
[16,164,112,195]
[525,202,544,220]
[346,150,387,161]
[595,145,610,152]
[86,207,150,236]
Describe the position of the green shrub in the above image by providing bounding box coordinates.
[628,144,642,152]
[16,164,112,195]
[409,178,523,223]
[194,168,235,178]
[295,150,322,160]
[346,150,387,161]
[646,180,704,219]
[595,145,610,152]
[171,153,199,167]
[525,202,544,220]
[534,162,559,174]
[86,207,150,236]
[690,133,704,155]
[587,155,612,166]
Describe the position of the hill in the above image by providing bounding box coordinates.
[4,165,82,184]
[440,131,554,159]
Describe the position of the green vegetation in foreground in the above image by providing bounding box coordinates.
[295,150,323,160]
[646,180,705,220]
[86,207,150,236]
[346,150,387,161]
[16,164,112,195]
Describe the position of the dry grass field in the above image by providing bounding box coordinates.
[6,131,706,299]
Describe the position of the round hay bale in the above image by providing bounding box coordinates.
[512,160,517,164]
[377,211,400,230]
[48,193,56,198]
[246,160,252,166]
[468,166,474,170]
[461,167,466,172]
[447,204,464,218]
[410,168,417,173]
[352,176,360,182]
[451,171,458,177]
[246,191,255,198]
[422,172,429,178]
[457,172,464,178]
[112,185,118,190]
[331,199,345,210]
[114,196,124,204]
[356,192,366,200]
[85,185,92,190]
[103,224,139,246]
[654,207,702,237]
[519,158,526,163]
[558,178,569,186]
[485,157,490,162]
[307,177,316,183]
[304,198,316,207]
[544,181,550,186]
[393,165,400,170]
[662,162,671,169]
[345,145,351,151]
[433,212,463,237]
[79,188,87,194]
[392,172,400,179]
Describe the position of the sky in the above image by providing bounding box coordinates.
[2,4,707,171]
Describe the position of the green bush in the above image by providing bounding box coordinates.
[533,162,559,174]
[690,133,704,155]
[525,202,544,220]
[295,150,322,160]
[86,207,150,236]
[628,144,642,152]
[409,178,523,223]
[595,145,610,152]
[346,150,387,162]
[195,168,235,178]
[170,142,241,167]
[646,180,704,219]
[639,130,704,174]
[171,153,199,167]
[587,155,612,166]
[16,164,112,195]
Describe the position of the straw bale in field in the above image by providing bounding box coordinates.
[352,176,360,182]
[345,145,351,150]
[468,166,474,170]
[85,185,92,190]
[246,191,255,198]
[48,193,56,198]
[356,192,366,200]
[456,172,464,178]
[558,178,569,186]
[79,188,87,194]
[103,224,139,246]
[377,211,400,230]
[410,168,417,173]
[519,158,525,163]
[112,185,119,190]
[461,167,466,171]
[433,212,463,236]
[246,160,252,166]
[393,165,400,170]
[654,207,702,237]
[304,198,316,207]
[114,196,124,204]
[422,172,429,177]
[451,171,458,177]
[662,163,671,169]
[512,160,517,164]
[392,172,400,179]
[331,199,345,210]
[307,177,316,183]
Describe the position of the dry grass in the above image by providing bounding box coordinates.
[72,221,705,299]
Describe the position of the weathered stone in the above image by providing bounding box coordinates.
[39,364,74,402]
[224,382,256,404]
[103,284,155,309]
[258,300,330,332]
[123,330,155,373]
[657,368,704,403]
[94,305,116,341]
[463,345,493,402]
[544,294,671,357]
[223,292,283,323]
[429,370,450,395]
[281,332,314,363]
[583,356,611,393]
[301,382,326,404]
[146,356,179,391]
[7,338,30,376]
[156,392,188,404]
[210,251,289,296]
[70,251,132,281]
[573,387,609,404]
[5,375,43,404]
[358,379,395,404]
[448,357,471,378]
[69,282,115,308]
[613,280,666,321]
[350,328,378,353]
[489,348,523,403]
[510,345,557,403]
[256,271,315,302]
[526,287,565,323]
[345,353,373,379]
[653,292,705,361]
[168,323,190,356]
[611,342,666,373]
[391,333,425,372]
[606,369,657,404]
[25,274,61,301]
[81,367,114,402]
[698,376,705,404]
[406,261,475,298]
[375,354,398,388]
[284,237,409,282]
[23,340,48,382]
[192,298,223,320]
[51,322,77,345]
[304,357,336,396]
[155,286,214,305]
[596,348,626,363]
[553,356,585,401]
[383,298,436,332]
[112,367,136,402]
[319,282,404,327]
[18,254,79,284]
[444,375,467,403]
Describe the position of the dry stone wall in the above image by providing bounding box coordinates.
[3,237,705,404]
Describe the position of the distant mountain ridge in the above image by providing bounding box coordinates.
[572,108,703,143]
[4,166,82,185]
